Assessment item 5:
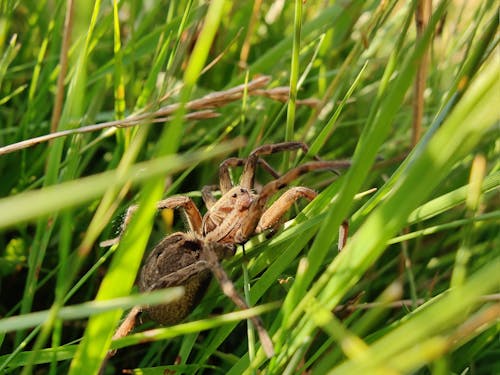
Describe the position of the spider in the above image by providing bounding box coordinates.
[102,142,350,362]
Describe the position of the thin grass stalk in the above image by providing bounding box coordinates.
[284,0,302,167]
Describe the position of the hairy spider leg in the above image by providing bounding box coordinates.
[99,305,142,373]
[240,141,313,189]
[149,261,211,290]
[219,157,281,194]
[202,143,322,242]
[201,185,219,209]
[108,306,141,353]
[201,158,280,210]
[100,195,203,247]
[200,242,275,358]
[156,196,203,235]
[255,186,318,233]
[236,160,351,243]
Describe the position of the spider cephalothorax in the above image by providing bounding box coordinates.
[102,141,350,362]
[201,186,256,243]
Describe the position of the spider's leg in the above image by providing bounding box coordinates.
[202,185,219,209]
[148,261,211,290]
[156,196,203,235]
[219,157,281,193]
[256,187,317,233]
[237,160,351,243]
[100,196,203,247]
[201,243,275,358]
[111,306,141,342]
[219,157,240,193]
[100,306,142,372]
[258,159,281,179]
[240,142,312,189]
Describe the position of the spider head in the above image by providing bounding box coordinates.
[224,186,254,211]
[202,186,256,242]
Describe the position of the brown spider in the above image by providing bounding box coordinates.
[101,142,350,362]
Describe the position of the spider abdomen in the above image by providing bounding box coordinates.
[138,232,212,325]
[143,273,212,325]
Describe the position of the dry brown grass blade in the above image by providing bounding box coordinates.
[253,87,320,107]
[1,75,320,156]
[0,78,260,155]
[50,0,74,133]
[239,0,263,69]
[412,0,432,146]
[0,111,218,156]
[334,293,500,313]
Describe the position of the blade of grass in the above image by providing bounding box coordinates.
[451,155,487,287]
[269,7,450,360]
[0,141,243,229]
[17,0,96,351]
[282,51,497,371]
[328,258,500,374]
[283,0,302,165]
[0,288,184,334]
[68,3,227,373]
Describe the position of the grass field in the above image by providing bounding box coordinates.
[0,1,498,374]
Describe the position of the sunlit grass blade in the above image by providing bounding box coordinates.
[0,288,184,334]
[282,53,498,370]
[328,257,500,374]
[0,141,243,229]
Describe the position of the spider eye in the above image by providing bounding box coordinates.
[240,188,245,193]
[232,193,237,198]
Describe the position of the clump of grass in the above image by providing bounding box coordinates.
[0,1,498,374]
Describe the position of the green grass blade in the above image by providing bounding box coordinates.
[0,288,184,334]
